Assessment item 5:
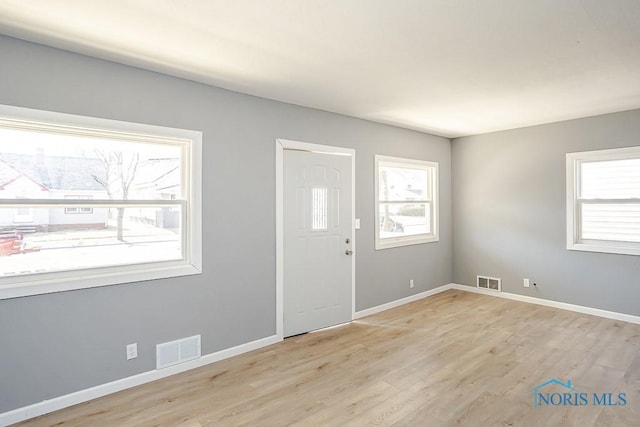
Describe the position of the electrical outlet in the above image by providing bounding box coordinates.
[126,343,138,360]
[523,278,530,288]
[410,279,414,288]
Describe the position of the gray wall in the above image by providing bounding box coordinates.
[452,109,640,316]
[0,36,451,412]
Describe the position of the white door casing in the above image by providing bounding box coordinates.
[275,139,355,339]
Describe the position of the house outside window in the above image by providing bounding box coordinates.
[12,206,33,223]
[65,195,94,214]
[375,155,439,249]
[567,146,640,256]
[0,104,202,299]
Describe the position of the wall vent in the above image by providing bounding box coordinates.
[477,275,501,292]
[156,335,201,369]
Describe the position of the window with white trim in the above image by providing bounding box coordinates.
[64,195,93,214]
[0,105,202,299]
[567,146,640,256]
[375,155,439,249]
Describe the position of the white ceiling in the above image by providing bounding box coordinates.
[1,0,640,138]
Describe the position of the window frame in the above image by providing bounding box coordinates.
[0,104,202,299]
[64,195,94,214]
[566,146,640,256]
[374,155,439,250]
[13,207,34,223]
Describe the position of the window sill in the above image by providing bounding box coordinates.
[567,242,640,257]
[375,235,439,250]
[0,262,201,300]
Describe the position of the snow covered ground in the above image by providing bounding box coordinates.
[0,222,181,277]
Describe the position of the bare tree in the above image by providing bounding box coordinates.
[92,150,140,241]
[92,150,114,199]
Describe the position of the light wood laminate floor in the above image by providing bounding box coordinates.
[17,290,640,426]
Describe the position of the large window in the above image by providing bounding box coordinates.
[375,155,439,249]
[567,146,640,256]
[0,105,202,299]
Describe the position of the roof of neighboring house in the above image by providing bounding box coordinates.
[0,153,181,196]
[0,160,49,191]
[0,153,105,191]
[0,159,19,187]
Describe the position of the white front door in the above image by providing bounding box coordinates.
[283,149,353,337]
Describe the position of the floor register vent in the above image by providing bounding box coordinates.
[156,335,201,369]
[477,275,501,292]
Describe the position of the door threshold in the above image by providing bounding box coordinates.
[309,321,352,333]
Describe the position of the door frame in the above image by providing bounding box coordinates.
[275,138,356,340]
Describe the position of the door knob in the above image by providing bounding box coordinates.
[345,249,353,255]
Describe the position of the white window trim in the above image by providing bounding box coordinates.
[64,195,93,214]
[64,207,93,214]
[375,155,439,250]
[566,146,640,256]
[0,104,202,300]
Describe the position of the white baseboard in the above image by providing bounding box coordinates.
[450,283,640,325]
[354,282,640,325]
[354,284,453,319]
[5,283,639,426]
[0,334,281,427]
